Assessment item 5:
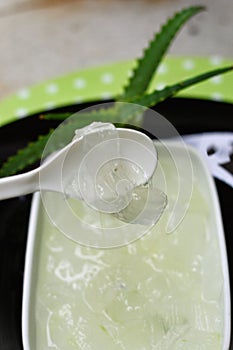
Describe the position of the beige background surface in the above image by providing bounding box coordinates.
[0,0,232,100]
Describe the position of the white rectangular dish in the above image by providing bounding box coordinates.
[22,142,231,350]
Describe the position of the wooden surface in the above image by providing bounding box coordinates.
[0,0,232,100]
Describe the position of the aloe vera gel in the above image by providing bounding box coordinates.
[34,146,225,350]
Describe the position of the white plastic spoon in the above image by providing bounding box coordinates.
[0,123,157,215]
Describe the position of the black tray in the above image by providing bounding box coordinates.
[0,97,232,350]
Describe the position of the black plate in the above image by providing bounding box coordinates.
[0,97,232,349]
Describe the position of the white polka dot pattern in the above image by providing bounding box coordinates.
[0,56,232,126]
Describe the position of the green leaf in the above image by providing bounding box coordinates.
[0,121,79,177]
[120,5,205,101]
[40,112,71,120]
[133,65,233,107]
[42,108,115,123]
[0,131,53,177]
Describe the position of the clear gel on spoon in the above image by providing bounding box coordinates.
[42,120,167,248]
[65,122,167,226]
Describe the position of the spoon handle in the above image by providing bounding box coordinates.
[0,170,39,200]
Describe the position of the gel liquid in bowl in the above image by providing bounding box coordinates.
[33,145,226,350]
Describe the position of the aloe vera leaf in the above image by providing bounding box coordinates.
[0,123,81,177]
[42,107,116,122]
[0,121,78,177]
[120,5,205,101]
[133,65,233,107]
[41,104,142,131]
[0,131,53,177]
[40,112,71,120]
